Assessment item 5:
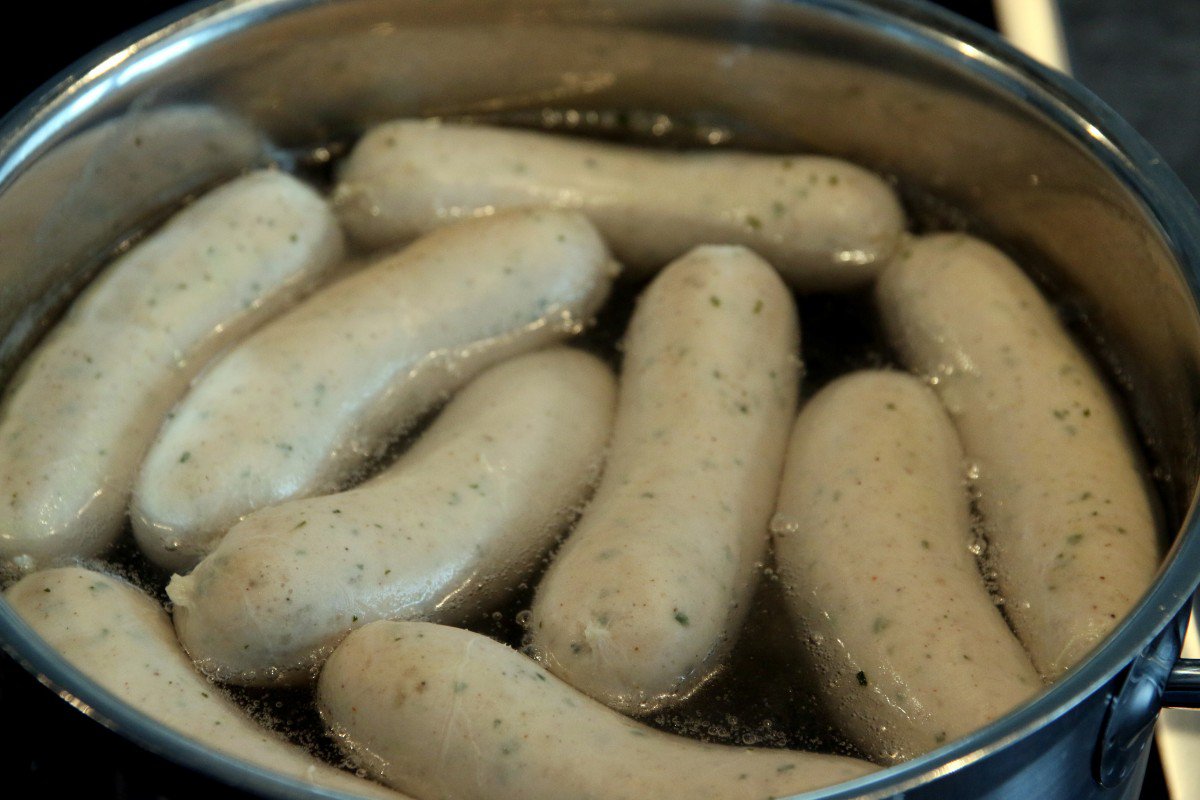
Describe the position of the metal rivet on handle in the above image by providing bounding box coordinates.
[1095,608,1187,788]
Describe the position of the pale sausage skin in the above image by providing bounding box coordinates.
[318,621,877,800]
[528,246,799,714]
[5,567,407,800]
[875,233,1160,678]
[334,119,906,290]
[771,371,1043,763]
[0,171,343,568]
[168,348,616,685]
[132,209,617,571]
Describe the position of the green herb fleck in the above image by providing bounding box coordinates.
[179,451,191,464]
[856,670,868,686]
[674,611,690,626]
[710,295,721,307]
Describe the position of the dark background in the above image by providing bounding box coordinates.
[0,1,1194,798]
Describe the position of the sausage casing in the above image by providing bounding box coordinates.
[529,245,799,712]
[169,348,616,685]
[132,209,617,570]
[335,119,906,289]
[772,370,1042,761]
[875,233,1160,677]
[318,621,876,800]
[0,171,343,568]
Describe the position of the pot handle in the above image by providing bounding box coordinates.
[1163,658,1200,708]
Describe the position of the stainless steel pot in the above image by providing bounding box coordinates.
[1,1,1199,798]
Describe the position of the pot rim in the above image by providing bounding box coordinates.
[1,1,1199,798]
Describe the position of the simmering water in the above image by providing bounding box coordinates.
[0,106,1168,778]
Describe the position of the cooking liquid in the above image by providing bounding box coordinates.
[0,107,1169,784]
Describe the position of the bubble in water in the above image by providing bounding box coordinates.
[515,609,532,628]
[768,513,796,537]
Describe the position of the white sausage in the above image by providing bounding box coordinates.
[318,620,877,800]
[875,233,1160,678]
[334,119,906,289]
[528,246,799,713]
[0,171,343,568]
[132,209,617,571]
[168,348,616,685]
[771,371,1042,762]
[4,567,406,800]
